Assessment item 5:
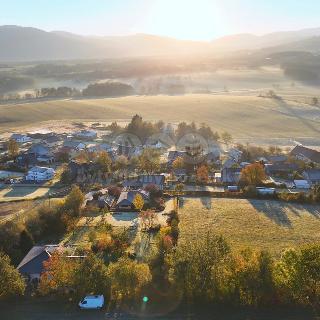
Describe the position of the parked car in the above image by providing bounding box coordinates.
[227,186,239,192]
[78,295,104,309]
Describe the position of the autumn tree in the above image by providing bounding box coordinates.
[0,252,26,299]
[7,138,19,158]
[96,151,112,173]
[229,249,276,306]
[221,131,233,146]
[175,183,184,194]
[172,234,230,302]
[139,210,157,230]
[133,193,144,211]
[39,252,79,296]
[115,155,128,173]
[241,163,266,186]
[73,253,110,298]
[274,245,320,308]
[107,257,152,300]
[139,148,160,173]
[172,156,185,169]
[63,185,85,217]
[196,165,209,184]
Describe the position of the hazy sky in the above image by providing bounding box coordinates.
[2,0,320,40]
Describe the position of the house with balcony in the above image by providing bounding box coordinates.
[25,166,55,181]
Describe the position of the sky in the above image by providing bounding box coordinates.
[1,0,320,41]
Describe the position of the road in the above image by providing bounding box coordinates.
[0,299,316,320]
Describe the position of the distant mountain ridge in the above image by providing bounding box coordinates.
[1,25,320,62]
[211,27,320,51]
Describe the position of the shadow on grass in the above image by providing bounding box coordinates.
[4,186,40,198]
[248,199,320,228]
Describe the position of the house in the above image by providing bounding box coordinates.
[17,245,59,281]
[221,167,242,184]
[16,153,37,168]
[28,144,51,157]
[265,163,299,175]
[75,130,97,139]
[293,180,311,189]
[290,145,320,164]
[123,174,165,190]
[205,152,220,164]
[302,169,320,185]
[173,168,187,182]
[222,158,238,169]
[25,166,55,181]
[43,135,62,148]
[86,143,101,153]
[27,144,54,164]
[167,150,186,165]
[63,140,86,151]
[115,191,149,211]
[10,133,32,143]
[268,155,288,164]
[17,245,85,282]
[228,148,243,162]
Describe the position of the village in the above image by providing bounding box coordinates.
[0,115,320,316]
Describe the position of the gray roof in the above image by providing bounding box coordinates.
[304,169,320,181]
[116,190,149,206]
[28,144,50,155]
[268,155,288,163]
[17,245,58,271]
[291,145,320,163]
[11,133,27,139]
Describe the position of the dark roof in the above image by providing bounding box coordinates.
[291,145,320,163]
[28,144,50,155]
[173,168,187,175]
[168,151,186,162]
[268,155,288,163]
[123,175,165,188]
[17,245,58,274]
[303,169,320,181]
[44,135,61,143]
[138,175,165,185]
[265,163,299,173]
[116,191,148,206]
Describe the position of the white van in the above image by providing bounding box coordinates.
[79,295,104,309]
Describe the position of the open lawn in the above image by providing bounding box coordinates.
[0,186,51,202]
[1,93,320,142]
[178,197,320,255]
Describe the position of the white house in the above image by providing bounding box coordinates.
[75,130,97,139]
[11,134,32,143]
[25,166,55,181]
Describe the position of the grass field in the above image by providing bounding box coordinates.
[178,197,320,255]
[1,93,320,141]
[0,186,51,202]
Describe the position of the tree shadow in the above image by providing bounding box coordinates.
[4,186,39,197]
[248,199,320,228]
[200,196,212,210]
[277,99,320,134]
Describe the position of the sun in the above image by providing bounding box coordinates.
[144,0,226,41]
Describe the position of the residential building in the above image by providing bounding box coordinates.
[115,190,149,211]
[290,145,320,164]
[75,130,97,139]
[28,144,51,157]
[123,174,165,190]
[17,245,59,281]
[10,133,32,143]
[221,167,242,184]
[25,166,55,181]
[303,169,320,185]
[63,140,86,150]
